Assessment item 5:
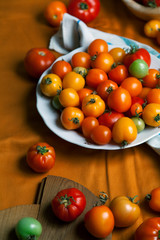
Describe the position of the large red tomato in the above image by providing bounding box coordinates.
[26,142,56,173]
[24,48,56,79]
[123,46,151,69]
[51,188,86,222]
[67,0,100,23]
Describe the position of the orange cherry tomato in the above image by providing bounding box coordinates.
[51,60,72,79]
[84,205,114,238]
[60,107,84,130]
[121,77,142,97]
[130,103,143,117]
[96,79,118,101]
[86,68,108,89]
[59,88,79,107]
[81,116,99,139]
[62,71,85,91]
[87,39,108,56]
[44,1,67,27]
[71,52,91,69]
[112,117,137,145]
[142,103,160,127]
[40,73,62,97]
[90,125,112,145]
[144,20,160,38]
[77,88,93,105]
[138,87,151,100]
[142,69,160,88]
[147,88,160,104]
[145,187,160,212]
[107,87,132,113]
[82,94,106,118]
[109,47,126,64]
[91,52,114,73]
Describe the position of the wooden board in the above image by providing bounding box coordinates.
[0,175,112,240]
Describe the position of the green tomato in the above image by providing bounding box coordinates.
[73,66,88,78]
[15,217,42,240]
[129,59,149,78]
[131,117,145,133]
[51,94,63,110]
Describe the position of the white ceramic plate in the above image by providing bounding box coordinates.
[36,44,160,150]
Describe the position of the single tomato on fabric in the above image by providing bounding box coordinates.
[62,71,85,91]
[59,88,80,107]
[91,52,114,73]
[81,116,99,139]
[86,68,108,88]
[98,111,124,129]
[107,87,132,113]
[24,48,56,79]
[96,79,118,101]
[90,125,112,145]
[121,77,142,97]
[142,103,160,127]
[135,217,160,240]
[87,39,108,56]
[108,64,128,85]
[26,142,56,173]
[112,117,137,146]
[51,188,86,222]
[84,205,114,238]
[51,60,72,79]
[44,1,67,27]
[71,51,91,69]
[60,107,84,130]
[40,73,62,97]
[82,94,105,118]
[110,195,140,227]
[67,0,100,23]
[145,187,160,212]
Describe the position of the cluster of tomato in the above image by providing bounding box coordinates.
[40,38,160,146]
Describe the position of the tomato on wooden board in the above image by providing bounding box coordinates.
[81,116,99,139]
[96,79,118,101]
[90,125,112,145]
[135,217,160,240]
[98,111,124,129]
[60,107,84,130]
[44,1,67,27]
[142,103,160,127]
[51,60,72,79]
[15,217,42,240]
[67,0,100,23]
[87,39,108,56]
[51,188,86,222]
[84,205,114,238]
[24,48,56,79]
[86,68,108,89]
[108,64,128,85]
[145,187,160,212]
[110,195,140,227]
[40,73,62,97]
[123,46,151,69]
[26,142,56,173]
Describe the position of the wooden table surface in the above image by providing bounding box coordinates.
[0,0,160,239]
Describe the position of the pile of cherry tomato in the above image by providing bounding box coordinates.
[40,38,160,146]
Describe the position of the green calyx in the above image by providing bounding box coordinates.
[44,77,52,85]
[154,114,160,123]
[79,2,88,10]
[69,117,80,125]
[128,195,139,204]
[26,236,36,240]
[145,193,152,201]
[36,145,49,155]
[58,194,75,207]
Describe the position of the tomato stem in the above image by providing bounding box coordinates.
[79,2,88,10]
[145,193,152,201]
[154,114,160,123]
[158,230,160,239]
[87,98,96,105]
[26,235,36,240]
[121,140,128,147]
[36,145,49,155]
[58,194,75,207]
[128,195,139,204]
[99,192,109,205]
[44,77,52,85]
[69,117,80,125]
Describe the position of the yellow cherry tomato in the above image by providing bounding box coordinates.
[40,73,62,97]
[144,20,160,38]
[142,103,160,127]
[62,71,85,91]
[59,88,80,107]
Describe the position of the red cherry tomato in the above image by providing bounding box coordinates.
[108,64,128,85]
[86,68,108,89]
[98,111,124,129]
[96,79,118,101]
[81,116,99,139]
[24,48,56,79]
[51,188,86,222]
[90,125,112,145]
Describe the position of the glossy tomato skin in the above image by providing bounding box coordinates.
[15,217,42,240]
[51,188,86,222]
[121,77,142,97]
[142,103,160,127]
[59,88,80,107]
[40,73,62,97]
[90,125,112,145]
[67,0,100,23]
[147,88,160,104]
[24,48,56,79]
[87,39,108,56]
[84,205,114,238]
[71,52,91,69]
[96,79,118,101]
[86,68,108,89]
[51,60,72,79]
[26,142,56,173]
[123,47,151,69]
[81,116,99,138]
[98,111,124,129]
[108,64,128,85]
[91,52,114,73]
[146,187,160,212]
[135,217,160,240]
[142,69,160,88]
[110,196,140,227]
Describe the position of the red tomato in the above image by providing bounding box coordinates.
[51,188,86,222]
[67,0,100,23]
[107,87,132,113]
[108,64,128,85]
[86,68,108,88]
[96,79,118,101]
[145,187,160,212]
[90,125,112,145]
[51,60,72,79]
[81,116,99,139]
[98,111,124,129]
[84,205,114,238]
[71,52,91,69]
[44,1,67,27]
[142,69,160,88]
[87,39,108,56]
[26,142,56,173]
[135,217,160,240]
[132,96,145,106]
[24,48,56,79]
[123,46,151,69]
